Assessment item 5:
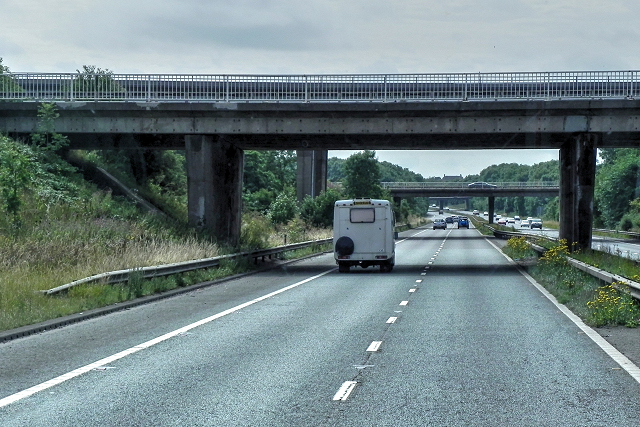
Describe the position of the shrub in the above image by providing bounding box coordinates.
[504,236,536,259]
[539,239,570,267]
[240,212,273,250]
[619,214,634,231]
[300,188,342,227]
[586,283,640,327]
[267,190,298,225]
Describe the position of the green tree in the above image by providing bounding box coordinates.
[70,65,125,98]
[243,150,296,212]
[31,103,70,152]
[327,157,346,182]
[595,151,640,228]
[0,57,23,95]
[0,136,32,229]
[343,150,383,199]
[300,187,343,227]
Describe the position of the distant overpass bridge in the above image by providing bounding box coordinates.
[381,181,559,198]
[382,182,560,221]
[2,70,640,249]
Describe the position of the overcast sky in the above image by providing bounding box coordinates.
[2,0,637,177]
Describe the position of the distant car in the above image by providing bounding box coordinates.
[468,182,497,189]
[433,219,447,230]
[514,216,521,221]
[497,218,507,225]
[507,217,516,224]
[530,218,543,229]
[445,216,454,224]
[472,209,479,215]
[483,211,488,216]
[520,219,530,227]
[458,217,470,228]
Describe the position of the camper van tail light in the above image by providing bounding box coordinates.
[375,255,388,260]
[338,255,351,260]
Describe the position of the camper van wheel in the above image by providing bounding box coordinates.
[338,263,350,273]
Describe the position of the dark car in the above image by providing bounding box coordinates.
[445,216,454,224]
[457,217,469,228]
[468,182,497,189]
[433,219,447,230]
[530,218,543,229]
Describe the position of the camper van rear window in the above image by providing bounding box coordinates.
[350,208,375,223]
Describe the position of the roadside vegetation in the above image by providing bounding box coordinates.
[0,101,428,332]
[503,237,640,328]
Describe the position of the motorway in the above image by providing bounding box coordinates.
[1,226,640,426]
[515,224,640,260]
[455,210,640,260]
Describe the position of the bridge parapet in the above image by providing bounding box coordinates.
[1,71,639,103]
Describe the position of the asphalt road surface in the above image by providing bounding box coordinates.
[1,227,639,426]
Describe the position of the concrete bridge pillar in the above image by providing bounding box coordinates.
[185,135,243,247]
[488,197,495,224]
[559,134,597,251]
[296,150,328,201]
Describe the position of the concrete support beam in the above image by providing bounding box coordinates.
[559,134,597,251]
[185,135,243,247]
[296,150,328,201]
[488,197,495,224]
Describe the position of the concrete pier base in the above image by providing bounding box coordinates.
[296,150,327,201]
[488,197,495,224]
[559,134,597,251]
[185,135,243,247]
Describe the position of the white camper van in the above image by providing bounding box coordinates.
[333,198,395,273]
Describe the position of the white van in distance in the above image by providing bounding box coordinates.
[333,198,395,273]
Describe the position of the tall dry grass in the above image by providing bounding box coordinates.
[0,210,331,332]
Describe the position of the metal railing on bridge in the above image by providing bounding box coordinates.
[381,181,559,190]
[1,71,638,103]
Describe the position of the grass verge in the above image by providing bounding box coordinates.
[503,237,640,328]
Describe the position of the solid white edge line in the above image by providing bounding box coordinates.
[333,381,358,401]
[485,238,640,385]
[0,268,337,408]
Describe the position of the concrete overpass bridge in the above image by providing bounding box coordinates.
[2,70,640,249]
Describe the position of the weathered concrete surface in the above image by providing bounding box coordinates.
[559,134,597,251]
[3,99,640,150]
[185,135,243,246]
[296,150,327,201]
